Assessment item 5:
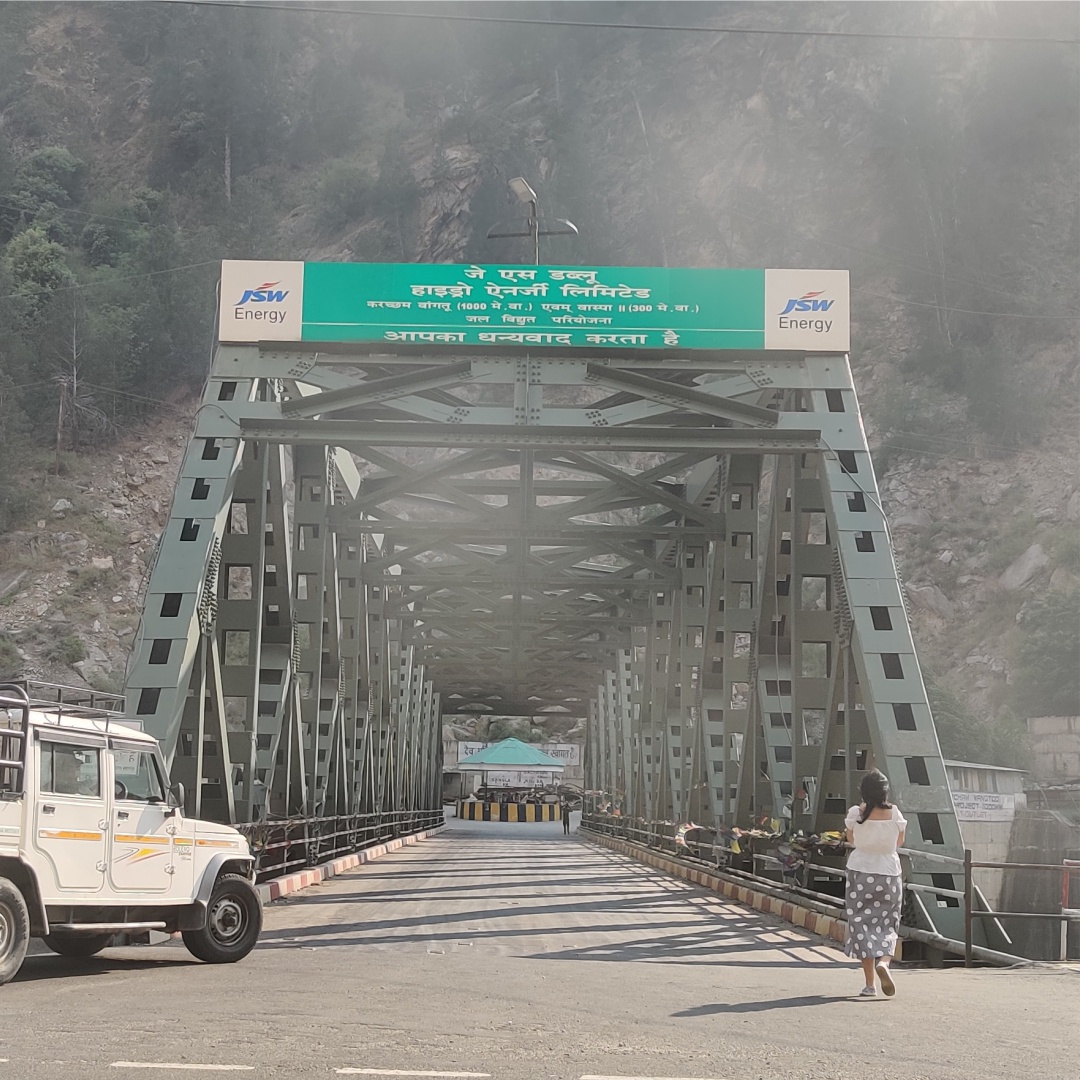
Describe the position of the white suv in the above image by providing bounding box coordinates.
[0,683,261,984]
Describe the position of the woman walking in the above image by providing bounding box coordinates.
[844,770,906,998]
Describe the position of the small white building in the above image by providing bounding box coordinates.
[945,759,1028,909]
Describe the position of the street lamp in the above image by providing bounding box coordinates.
[507,176,538,205]
[486,176,578,265]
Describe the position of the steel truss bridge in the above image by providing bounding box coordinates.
[123,261,976,942]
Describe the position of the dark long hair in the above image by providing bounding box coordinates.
[858,770,892,823]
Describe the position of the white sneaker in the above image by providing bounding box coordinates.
[876,962,896,997]
[859,985,877,997]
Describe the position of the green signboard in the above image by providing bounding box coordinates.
[219,261,850,352]
[303,263,765,351]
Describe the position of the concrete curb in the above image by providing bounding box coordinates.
[256,824,445,905]
[583,829,847,946]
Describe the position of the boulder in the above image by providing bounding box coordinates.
[907,585,955,621]
[73,658,111,683]
[998,543,1049,590]
[52,499,73,513]
[91,556,114,571]
[891,508,934,529]
[1049,566,1080,593]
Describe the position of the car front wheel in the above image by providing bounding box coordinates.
[181,874,262,964]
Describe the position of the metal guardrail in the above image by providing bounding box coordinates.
[236,808,444,884]
[582,813,1080,965]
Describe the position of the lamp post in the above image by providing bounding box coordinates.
[486,176,578,265]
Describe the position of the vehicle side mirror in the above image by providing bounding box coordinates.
[167,781,186,815]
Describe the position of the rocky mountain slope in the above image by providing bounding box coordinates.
[0,404,192,691]
[0,3,1077,761]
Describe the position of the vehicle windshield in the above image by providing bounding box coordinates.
[113,747,166,802]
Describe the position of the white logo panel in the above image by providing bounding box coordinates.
[764,269,849,352]
[219,260,305,343]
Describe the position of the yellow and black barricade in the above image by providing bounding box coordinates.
[458,801,560,822]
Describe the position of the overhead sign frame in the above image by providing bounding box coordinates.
[219,261,849,353]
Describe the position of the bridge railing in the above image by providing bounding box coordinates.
[582,813,1080,964]
[237,808,444,883]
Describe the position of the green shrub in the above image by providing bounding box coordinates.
[70,566,114,594]
[316,162,375,233]
[870,377,960,475]
[1011,589,1080,717]
[43,634,86,667]
[926,671,1031,769]
[0,634,21,677]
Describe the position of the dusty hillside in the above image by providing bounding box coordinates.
[0,403,193,690]
[0,2,1077,755]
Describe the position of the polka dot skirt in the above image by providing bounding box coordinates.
[844,869,903,959]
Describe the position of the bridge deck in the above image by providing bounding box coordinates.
[5,825,1078,1079]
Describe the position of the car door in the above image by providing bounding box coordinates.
[108,741,175,895]
[33,734,109,894]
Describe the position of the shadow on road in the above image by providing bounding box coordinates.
[14,951,200,983]
[673,994,853,1015]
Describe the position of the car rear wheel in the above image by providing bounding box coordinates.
[42,931,114,958]
[182,874,262,964]
[0,877,30,986]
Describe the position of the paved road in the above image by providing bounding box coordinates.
[2,822,1077,1079]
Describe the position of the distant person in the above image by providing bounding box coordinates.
[844,770,906,998]
[561,798,571,835]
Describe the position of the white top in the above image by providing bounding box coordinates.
[845,804,907,876]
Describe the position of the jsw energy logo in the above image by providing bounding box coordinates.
[233,281,290,326]
[778,290,834,316]
[237,281,289,305]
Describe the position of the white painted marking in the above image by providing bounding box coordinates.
[335,1072,491,1078]
[110,1065,255,1073]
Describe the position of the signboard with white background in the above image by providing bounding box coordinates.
[951,792,1016,822]
[483,770,560,788]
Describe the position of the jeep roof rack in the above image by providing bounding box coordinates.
[15,678,126,715]
[0,679,136,734]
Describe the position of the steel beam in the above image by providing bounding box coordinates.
[241,417,822,453]
[281,360,474,416]
[583,363,779,426]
